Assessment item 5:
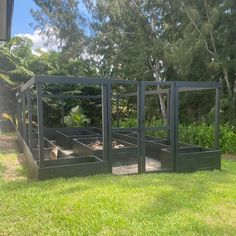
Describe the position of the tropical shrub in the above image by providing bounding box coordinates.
[64,105,90,127]
[118,117,236,153]
[179,123,236,153]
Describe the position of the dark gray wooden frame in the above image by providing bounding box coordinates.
[72,137,137,162]
[16,75,222,180]
[55,129,101,149]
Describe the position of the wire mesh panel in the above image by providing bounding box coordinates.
[110,82,139,174]
[143,82,173,172]
[16,76,222,180]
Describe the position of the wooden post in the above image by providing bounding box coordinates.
[107,83,112,172]
[22,92,27,142]
[116,94,120,127]
[137,81,145,173]
[16,93,20,130]
[36,82,44,168]
[102,84,112,173]
[26,88,33,150]
[170,82,178,171]
[167,89,171,144]
[214,88,221,150]
[61,98,64,127]
[18,96,23,135]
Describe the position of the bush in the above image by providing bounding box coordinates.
[117,117,236,153]
[64,105,90,127]
[179,123,236,153]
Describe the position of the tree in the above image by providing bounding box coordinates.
[31,0,236,123]
[31,0,87,59]
[0,37,34,117]
[169,0,236,121]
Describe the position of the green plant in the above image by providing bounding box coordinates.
[119,117,137,128]
[179,123,236,153]
[118,117,236,153]
[64,105,90,127]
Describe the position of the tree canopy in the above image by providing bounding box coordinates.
[30,0,236,123]
[1,0,236,125]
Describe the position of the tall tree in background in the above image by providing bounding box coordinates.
[31,0,87,59]
[169,0,236,121]
[30,0,236,122]
[86,0,179,120]
[189,0,234,95]
[32,0,181,120]
[0,35,98,126]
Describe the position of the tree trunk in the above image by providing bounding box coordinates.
[222,66,232,96]
[158,91,167,121]
[153,60,167,122]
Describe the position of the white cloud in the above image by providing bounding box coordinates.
[15,28,60,54]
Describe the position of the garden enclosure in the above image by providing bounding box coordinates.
[16,76,222,180]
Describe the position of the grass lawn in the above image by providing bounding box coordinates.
[0,134,236,235]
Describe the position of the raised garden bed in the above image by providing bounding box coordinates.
[32,138,53,160]
[32,148,52,161]
[113,132,195,161]
[73,137,137,162]
[56,129,101,149]
[38,155,107,180]
[160,146,221,172]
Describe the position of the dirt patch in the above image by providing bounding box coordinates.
[2,155,26,181]
[0,135,26,181]
[0,135,17,152]
[223,154,236,161]
[88,139,125,150]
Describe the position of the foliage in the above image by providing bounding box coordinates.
[32,0,236,124]
[2,1,236,128]
[0,37,35,117]
[1,113,14,123]
[78,86,102,126]
[64,105,90,127]
[0,36,98,125]
[117,117,137,128]
[0,73,13,85]
[0,37,34,84]
[31,0,87,59]
[118,117,236,153]
[179,123,236,153]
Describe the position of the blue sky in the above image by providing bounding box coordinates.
[12,0,38,35]
[12,0,59,51]
[11,0,90,51]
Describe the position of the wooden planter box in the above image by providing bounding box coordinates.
[113,132,195,161]
[161,146,221,172]
[56,130,101,149]
[37,155,108,180]
[32,148,52,160]
[32,139,55,160]
[72,137,137,162]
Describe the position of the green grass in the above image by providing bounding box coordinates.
[0,139,236,235]
[0,160,235,235]
[0,131,17,136]
[0,161,6,178]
